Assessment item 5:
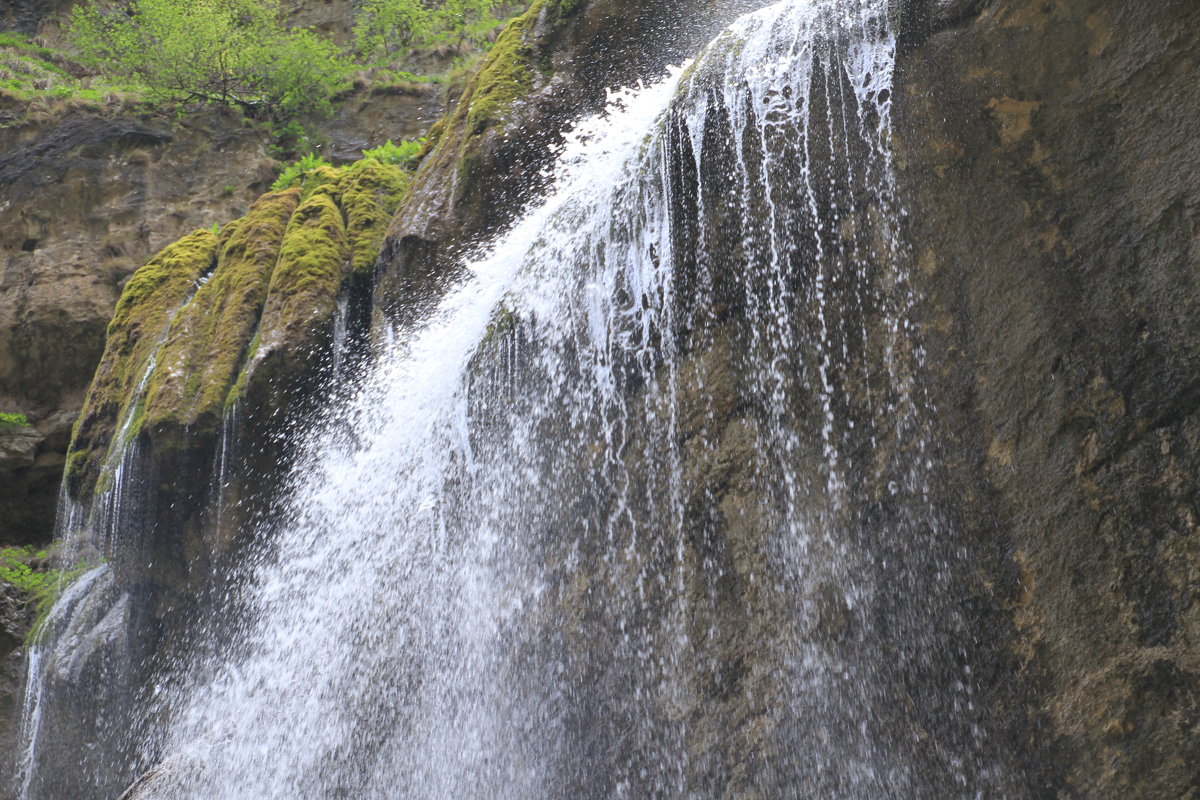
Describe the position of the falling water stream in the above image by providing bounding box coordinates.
[18,0,1023,796]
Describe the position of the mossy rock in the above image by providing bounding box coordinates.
[139,190,300,459]
[68,229,220,498]
[66,160,409,509]
[339,161,410,276]
[410,0,552,225]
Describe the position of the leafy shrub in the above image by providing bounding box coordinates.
[271,153,331,191]
[354,0,431,59]
[1,545,97,645]
[67,0,353,118]
[0,547,56,598]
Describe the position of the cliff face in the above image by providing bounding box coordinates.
[0,111,274,547]
[893,1,1200,794]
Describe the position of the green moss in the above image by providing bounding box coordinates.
[271,190,349,298]
[338,162,409,275]
[108,229,218,332]
[298,164,343,202]
[224,329,261,411]
[383,0,564,246]
[139,190,300,451]
[69,229,220,499]
[64,448,90,494]
[68,149,410,504]
[463,4,542,135]
[482,302,519,343]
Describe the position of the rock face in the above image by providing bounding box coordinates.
[0,0,73,36]
[69,159,408,592]
[892,0,1200,794]
[0,584,32,784]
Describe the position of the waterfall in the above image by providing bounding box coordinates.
[19,0,1024,796]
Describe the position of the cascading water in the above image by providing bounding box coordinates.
[18,0,1028,796]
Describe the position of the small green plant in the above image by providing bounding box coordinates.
[221,184,236,196]
[270,153,331,191]
[0,412,29,430]
[0,547,56,598]
[360,138,424,167]
[0,545,96,645]
[210,222,221,235]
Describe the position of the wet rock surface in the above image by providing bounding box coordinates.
[382,0,1200,793]
[0,585,30,789]
[894,0,1200,794]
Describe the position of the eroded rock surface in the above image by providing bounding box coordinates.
[894,0,1200,794]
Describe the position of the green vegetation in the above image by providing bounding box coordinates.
[0,412,29,430]
[461,6,535,134]
[0,546,59,600]
[482,302,518,343]
[48,0,521,129]
[271,139,420,193]
[270,153,331,191]
[339,160,411,273]
[140,189,299,451]
[67,0,353,118]
[361,138,426,167]
[413,0,547,218]
[0,31,141,113]
[0,545,93,644]
[0,0,529,164]
[70,156,410,496]
[69,229,220,497]
[354,0,503,63]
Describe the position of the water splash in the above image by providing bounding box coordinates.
[16,565,110,800]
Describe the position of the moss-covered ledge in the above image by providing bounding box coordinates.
[66,161,410,511]
[67,229,221,498]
